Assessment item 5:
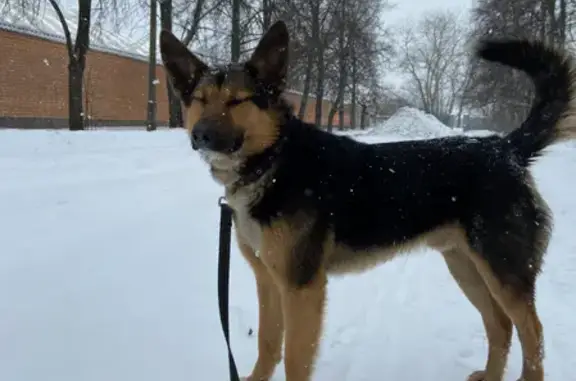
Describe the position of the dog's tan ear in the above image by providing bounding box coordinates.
[247,20,289,89]
[159,30,208,105]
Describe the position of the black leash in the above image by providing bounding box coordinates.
[217,196,241,381]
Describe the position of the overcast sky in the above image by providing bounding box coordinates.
[380,0,475,88]
[60,0,475,30]
[385,0,474,23]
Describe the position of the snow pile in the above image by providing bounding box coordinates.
[334,107,502,142]
[465,129,503,137]
[375,107,457,140]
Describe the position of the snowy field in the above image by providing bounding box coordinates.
[1,117,576,381]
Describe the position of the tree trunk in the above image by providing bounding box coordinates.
[559,0,567,45]
[182,0,206,46]
[298,50,314,120]
[311,1,324,129]
[262,0,272,31]
[327,93,342,131]
[147,0,158,131]
[68,60,85,131]
[337,0,347,130]
[315,54,325,130]
[160,0,183,127]
[63,0,91,131]
[336,53,347,130]
[360,104,367,129]
[350,51,357,129]
[231,0,241,62]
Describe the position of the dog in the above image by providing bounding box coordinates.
[159,20,576,381]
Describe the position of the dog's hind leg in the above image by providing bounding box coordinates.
[461,189,550,381]
[443,249,512,381]
[464,245,544,381]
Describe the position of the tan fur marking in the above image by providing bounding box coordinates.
[443,249,512,381]
[463,246,544,381]
[184,103,203,135]
[257,220,328,381]
[280,272,326,381]
[326,223,463,275]
[236,233,284,381]
[230,103,280,156]
[235,89,253,99]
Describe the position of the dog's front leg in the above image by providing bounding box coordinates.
[259,220,328,381]
[279,273,327,381]
[237,237,284,381]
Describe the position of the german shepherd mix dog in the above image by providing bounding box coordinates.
[160,20,576,381]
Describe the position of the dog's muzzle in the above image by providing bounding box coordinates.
[191,119,243,153]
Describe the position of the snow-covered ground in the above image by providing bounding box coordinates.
[1,120,575,381]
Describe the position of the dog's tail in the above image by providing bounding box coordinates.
[476,39,576,165]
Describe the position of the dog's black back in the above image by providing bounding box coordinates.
[245,39,576,293]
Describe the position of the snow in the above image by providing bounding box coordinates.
[373,106,459,140]
[1,124,575,381]
[0,3,150,63]
[343,107,501,144]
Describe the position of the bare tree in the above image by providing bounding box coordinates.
[146,0,157,131]
[396,10,470,124]
[159,0,183,127]
[316,0,393,131]
[1,0,127,130]
[231,0,241,61]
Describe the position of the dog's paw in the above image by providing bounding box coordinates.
[467,370,486,381]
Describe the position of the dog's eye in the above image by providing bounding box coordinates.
[226,97,252,107]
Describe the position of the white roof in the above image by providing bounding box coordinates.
[0,3,155,63]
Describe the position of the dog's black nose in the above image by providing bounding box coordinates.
[191,119,243,153]
[191,119,223,151]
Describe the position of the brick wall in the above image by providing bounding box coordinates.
[0,27,350,129]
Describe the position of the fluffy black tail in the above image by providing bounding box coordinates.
[476,39,576,165]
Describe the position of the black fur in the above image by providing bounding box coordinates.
[289,217,328,287]
[477,39,574,164]
[244,39,574,293]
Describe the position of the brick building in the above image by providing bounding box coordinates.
[0,11,350,129]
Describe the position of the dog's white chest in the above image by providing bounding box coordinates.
[234,207,262,253]
[225,173,272,256]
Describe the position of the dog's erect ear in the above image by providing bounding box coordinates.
[247,20,289,89]
[160,30,208,105]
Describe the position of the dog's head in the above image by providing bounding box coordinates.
[159,21,290,171]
